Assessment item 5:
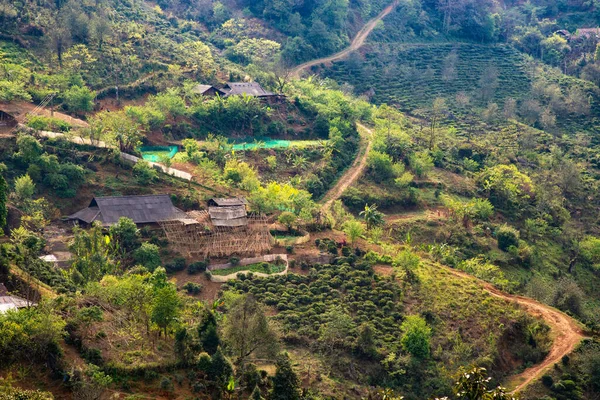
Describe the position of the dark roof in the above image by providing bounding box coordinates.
[223,82,276,97]
[67,195,181,226]
[208,197,248,207]
[192,84,226,95]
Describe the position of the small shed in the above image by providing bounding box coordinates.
[209,205,248,227]
[192,84,226,97]
[66,194,182,227]
[0,285,36,314]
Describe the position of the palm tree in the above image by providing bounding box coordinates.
[360,203,385,230]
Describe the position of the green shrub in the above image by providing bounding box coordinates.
[132,161,158,185]
[496,225,520,251]
[133,242,161,271]
[541,374,554,387]
[188,261,208,274]
[182,282,203,295]
[26,115,72,132]
[165,257,186,273]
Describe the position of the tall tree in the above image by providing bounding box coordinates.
[271,353,300,400]
[198,310,220,355]
[151,284,181,337]
[222,294,278,365]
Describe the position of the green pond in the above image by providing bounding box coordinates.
[139,146,178,162]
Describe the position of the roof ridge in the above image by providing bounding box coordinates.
[94,194,171,199]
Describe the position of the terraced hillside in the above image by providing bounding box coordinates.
[323,43,531,112]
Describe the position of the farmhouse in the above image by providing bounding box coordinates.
[555,28,600,42]
[66,194,182,227]
[160,197,272,258]
[192,84,226,97]
[221,82,284,102]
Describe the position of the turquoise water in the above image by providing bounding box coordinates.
[231,139,291,150]
[139,146,178,162]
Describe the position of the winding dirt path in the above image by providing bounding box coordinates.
[290,1,399,78]
[320,122,373,210]
[434,264,588,393]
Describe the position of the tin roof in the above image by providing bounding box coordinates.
[67,195,181,226]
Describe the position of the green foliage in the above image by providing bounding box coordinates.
[496,225,520,252]
[0,306,65,367]
[342,219,364,244]
[198,311,220,355]
[478,165,534,212]
[278,212,297,230]
[14,174,35,203]
[223,159,260,191]
[453,367,515,400]
[0,386,54,399]
[109,217,140,254]
[400,315,431,359]
[182,282,203,295]
[360,203,385,230]
[15,134,42,164]
[14,135,85,197]
[367,150,396,183]
[0,172,6,231]
[63,85,95,112]
[133,242,161,271]
[209,347,234,386]
[0,80,31,102]
[70,222,116,284]
[579,236,600,270]
[271,353,300,400]
[151,283,181,336]
[132,161,158,185]
[409,151,434,178]
[148,89,187,119]
[26,116,72,133]
[457,257,511,290]
[223,294,278,364]
[89,111,143,152]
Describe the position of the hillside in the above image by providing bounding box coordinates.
[1,0,600,399]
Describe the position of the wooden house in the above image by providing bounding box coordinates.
[66,194,182,228]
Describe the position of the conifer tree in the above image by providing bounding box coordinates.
[250,385,264,400]
[271,353,300,400]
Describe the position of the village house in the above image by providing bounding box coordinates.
[66,194,182,228]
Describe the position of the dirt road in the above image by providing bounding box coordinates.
[290,1,399,78]
[438,265,587,393]
[320,122,373,210]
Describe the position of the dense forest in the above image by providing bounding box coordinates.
[1,0,600,399]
